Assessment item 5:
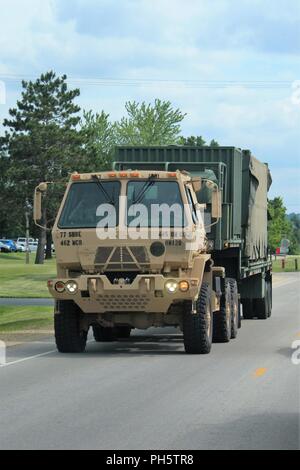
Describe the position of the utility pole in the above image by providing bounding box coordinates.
[25,200,31,265]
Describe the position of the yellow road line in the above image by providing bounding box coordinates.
[254,367,267,378]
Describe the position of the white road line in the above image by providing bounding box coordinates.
[0,340,95,368]
[0,349,57,368]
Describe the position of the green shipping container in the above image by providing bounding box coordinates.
[114,146,272,280]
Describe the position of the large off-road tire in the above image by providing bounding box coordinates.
[242,299,254,319]
[213,279,232,343]
[254,296,268,319]
[183,283,213,354]
[254,278,271,320]
[228,278,239,339]
[55,300,87,353]
[92,325,116,342]
[115,326,132,339]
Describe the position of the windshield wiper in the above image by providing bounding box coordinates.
[92,175,115,205]
[131,177,156,205]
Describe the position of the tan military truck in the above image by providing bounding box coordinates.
[34,169,239,354]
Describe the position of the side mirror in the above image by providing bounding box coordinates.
[38,182,48,193]
[33,183,47,223]
[191,177,202,193]
[211,189,222,219]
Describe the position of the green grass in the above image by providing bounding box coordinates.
[0,253,56,298]
[272,255,300,273]
[0,306,53,333]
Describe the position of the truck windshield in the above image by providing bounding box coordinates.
[127,181,185,227]
[58,181,120,228]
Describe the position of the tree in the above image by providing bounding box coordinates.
[2,71,83,263]
[0,148,22,237]
[115,99,186,145]
[268,197,295,253]
[178,136,220,147]
[287,213,300,254]
[179,135,206,146]
[80,110,116,171]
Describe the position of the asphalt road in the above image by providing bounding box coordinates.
[0,273,299,450]
[0,298,53,306]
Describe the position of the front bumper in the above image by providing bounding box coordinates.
[48,274,199,314]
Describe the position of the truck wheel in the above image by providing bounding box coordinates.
[254,279,270,320]
[92,325,116,342]
[238,299,242,329]
[183,283,213,354]
[242,299,254,319]
[213,279,232,343]
[55,300,87,353]
[254,297,268,319]
[228,278,239,339]
[115,326,131,339]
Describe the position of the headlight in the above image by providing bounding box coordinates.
[179,281,189,292]
[65,281,78,294]
[165,280,178,294]
[55,281,65,293]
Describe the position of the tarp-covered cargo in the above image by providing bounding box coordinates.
[242,151,271,261]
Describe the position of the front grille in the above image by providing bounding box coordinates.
[94,246,150,271]
[94,247,112,264]
[97,294,149,311]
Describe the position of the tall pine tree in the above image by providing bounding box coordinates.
[2,71,83,263]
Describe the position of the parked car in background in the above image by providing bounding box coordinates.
[15,242,26,252]
[0,239,18,252]
[0,241,11,253]
[17,237,34,246]
[16,237,38,252]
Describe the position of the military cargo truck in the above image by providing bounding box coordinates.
[34,165,241,354]
[114,146,272,322]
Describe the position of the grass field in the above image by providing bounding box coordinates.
[0,253,56,298]
[0,251,299,299]
[0,306,53,333]
[272,255,300,273]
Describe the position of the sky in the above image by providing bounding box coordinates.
[0,0,299,212]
